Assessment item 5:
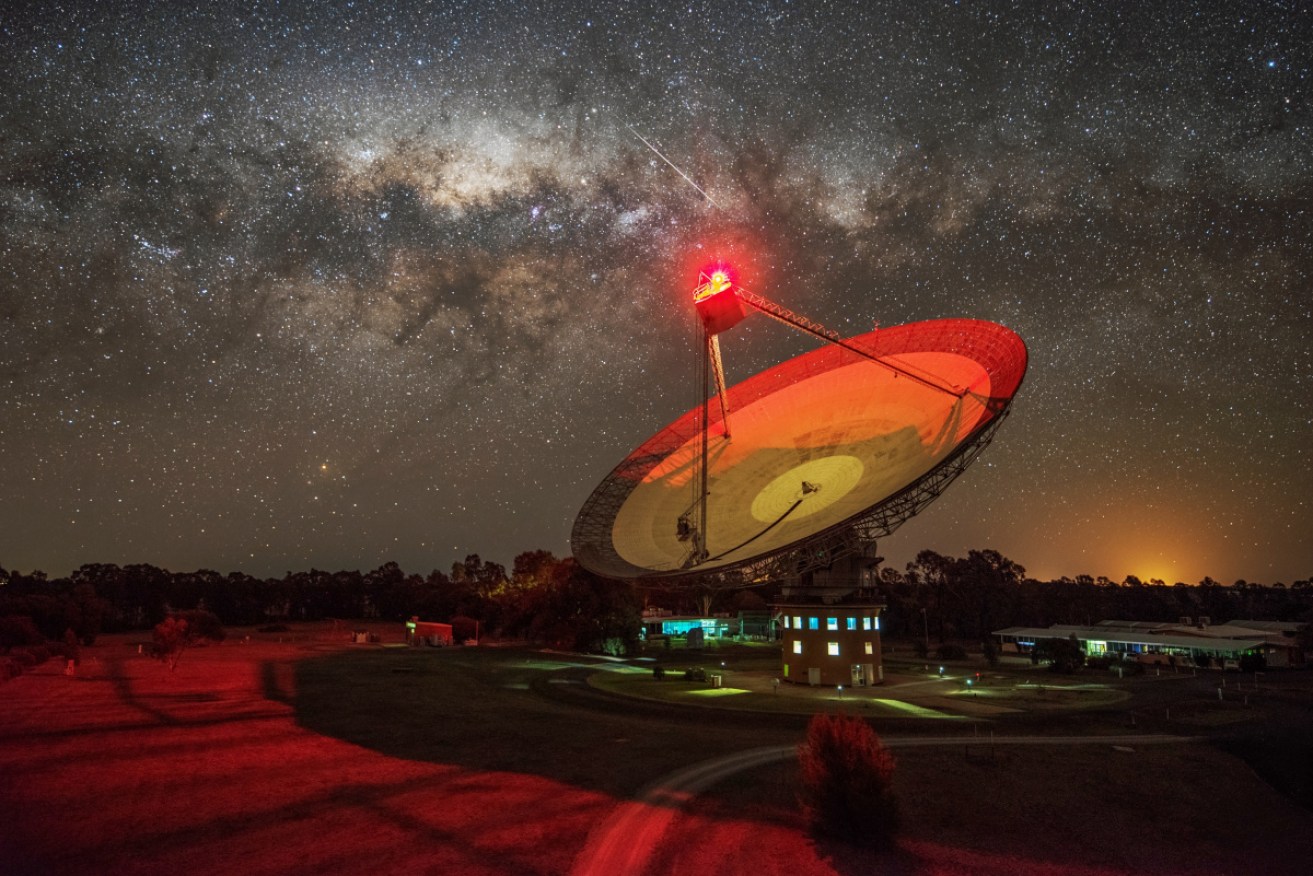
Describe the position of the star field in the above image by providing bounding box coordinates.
[1,1,1309,584]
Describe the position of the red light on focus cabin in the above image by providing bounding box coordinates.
[693,263,747,335]
[693,263,736,302]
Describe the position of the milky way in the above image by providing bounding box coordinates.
[2,1,1309,584]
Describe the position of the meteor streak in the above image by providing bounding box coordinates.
[627,126,721,209]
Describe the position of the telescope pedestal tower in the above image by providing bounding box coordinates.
[771,543,887,687]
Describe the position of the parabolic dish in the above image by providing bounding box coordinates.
[572,318,1027,580]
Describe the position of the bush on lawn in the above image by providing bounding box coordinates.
[798,713,899,848]
[1239,652,1267,673]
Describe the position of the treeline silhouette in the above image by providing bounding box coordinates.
[0,552,640,654]
[2,548,1310,651]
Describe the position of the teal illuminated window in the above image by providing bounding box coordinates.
[808,617,819,630]
[827,617,838,631]
[846,617,857,630]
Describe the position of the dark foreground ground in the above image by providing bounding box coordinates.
[2,627,1310,875]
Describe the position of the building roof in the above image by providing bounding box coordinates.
[1219,619,1306,634]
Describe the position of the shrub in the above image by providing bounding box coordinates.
[0,615,44,653]
[1238,652,1267,673]
[1117,659,1145,676]
[1036,636,1084,673]
[935,643,967,661]
[683,667,706,682]
[451,615,479,643]
[798,713,899,848]
[652,665,666,680]
[175,610,226,643]
[12,645,52,666]
[153,611,225,671]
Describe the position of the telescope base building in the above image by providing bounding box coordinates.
[774,591,886,687]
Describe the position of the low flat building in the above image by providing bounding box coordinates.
[994,616,1304,667]
[406,617,453,647]
[640,610,733,642]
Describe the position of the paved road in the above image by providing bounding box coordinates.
[569,733,1194,876]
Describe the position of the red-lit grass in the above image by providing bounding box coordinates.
[0,637,613,876]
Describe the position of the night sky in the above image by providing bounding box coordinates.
[2,1,1309,585]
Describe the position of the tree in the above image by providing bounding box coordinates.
[906,549,954,643]
[1036,635,1084,673]
[798,713,899,848]
[955,549,1025,640]
[153,617,190,671]
[527,560,641,655]
[66,584,110,644]
[152,610,225,671]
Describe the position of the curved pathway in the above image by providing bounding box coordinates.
[570,734,1193,876]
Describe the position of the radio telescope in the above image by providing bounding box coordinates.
[572,268,1028,587]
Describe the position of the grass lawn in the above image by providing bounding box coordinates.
[0,634,623,875]
[3,628,1310,875]
[656,745,1313,875]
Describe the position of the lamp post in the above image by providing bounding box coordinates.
[921,607,930,654]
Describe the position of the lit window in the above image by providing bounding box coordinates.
[864,642,874,655]
[793,640,803,654]
[808,617,819,630]
[827,642,840,656]
[873,617,880,631]
[826,617,838,631]
[793,615,802,629]
[862,617,872,631]
[847,617,857,631]
[782,616,790,629]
